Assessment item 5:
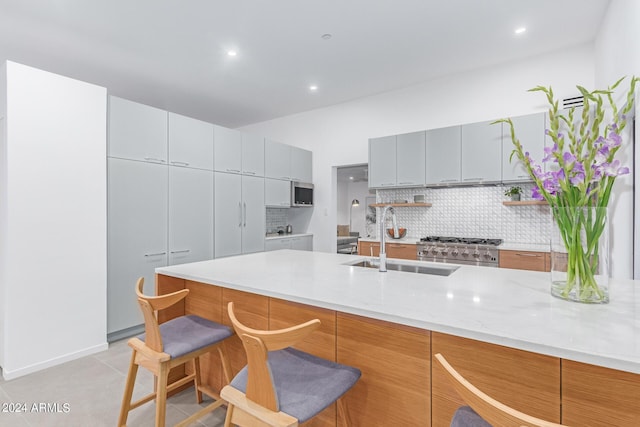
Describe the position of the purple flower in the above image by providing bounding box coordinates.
[563,152,576,166]
[608,131,622,147]
[531,186,544,200]
[542,144,558,162]
[602,160,630,177]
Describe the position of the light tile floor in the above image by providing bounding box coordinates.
[0,339,227,427]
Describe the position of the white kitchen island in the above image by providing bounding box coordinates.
[156,250,640,426]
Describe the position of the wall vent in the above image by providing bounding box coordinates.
[562,95,584,109]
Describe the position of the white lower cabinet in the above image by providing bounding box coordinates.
[168,167,214,265]
[107,158,168,336]
[265,235,313,252]
[214,172,265,257]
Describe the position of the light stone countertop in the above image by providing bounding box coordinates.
[157,250,640,374]
[265,232,313,240]
[358,236,422,244]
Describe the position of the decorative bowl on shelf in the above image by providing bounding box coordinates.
[386,228,407,239]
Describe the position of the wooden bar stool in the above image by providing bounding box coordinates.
[434,353,566,427]
[118,277,234,427]
[221,301,361,427]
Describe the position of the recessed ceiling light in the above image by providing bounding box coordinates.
[309,85,318,92]
[349,176,354,180]
[515,27,526,35]
[227,50,238,57]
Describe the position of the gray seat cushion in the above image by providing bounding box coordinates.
[138,315,233,358]
[230,347,361,423]
[450,406,493,427]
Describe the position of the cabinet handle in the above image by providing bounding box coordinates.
[243,171,256,175]
[243,202,247,226]
[170,161,189,166]
[440,179,458,183]
[517,175,529,178]
[516,253,542,257]
[463,177,482,181]
[238,202,242,226]
[144,157,166,163]
[144,251,166,257]
[170,249,190,254]
[281,176,290,180]
[398,181,414,185]
[227,168,241,173]
[370,246,373,256]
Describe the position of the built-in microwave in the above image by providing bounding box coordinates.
[291,181,314,207]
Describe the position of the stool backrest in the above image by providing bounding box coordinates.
[226,301,320,412]
[434,353,567,427]
[135,277,189,353]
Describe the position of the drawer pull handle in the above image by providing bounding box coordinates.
[144,252,166,257]
[144,157,166,163]
[516,253,541,257]
[170,161,189,166]
[170,249,190,254]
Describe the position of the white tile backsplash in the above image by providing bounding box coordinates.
[376,183,551,244]
[266,208,288,233]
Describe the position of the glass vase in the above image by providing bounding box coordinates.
[550,207,609,304]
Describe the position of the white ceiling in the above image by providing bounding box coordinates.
[0,0,610,128]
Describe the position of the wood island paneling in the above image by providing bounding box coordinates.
[562,360,640,426]
[431,332,561,425]
[156,274,640,426]
[337,313,430,426]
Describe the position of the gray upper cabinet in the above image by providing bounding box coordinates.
[214,125,242,174]
[290,146,312,183]
[425,126,461,185]
[241,133,265,176]
[502,113,545,182]
[265,139,291,180]
[396,131,426,187]
[265,178,291,207]
[108,96,167,163]
[368,135,397,188]
[461,120,502,183]
[168,112,214,170]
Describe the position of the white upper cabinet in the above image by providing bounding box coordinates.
[214,125,242,174]
[168,112,214,170]
[265,178,291,207]
[368,135,397,188]
[108,96,167,163]
[265,139,291,180]
[396,131,426,187]
[502,113,545,182]
[241,133,265,176]
[425,126,461,185]
[461,120,502,183]
[290,146,312,183]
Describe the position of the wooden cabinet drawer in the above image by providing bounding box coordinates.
[358,241,380,257]
[387,242,417,260]
[499,249,548,272]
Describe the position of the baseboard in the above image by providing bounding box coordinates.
[107,324,144,343]
[1,342,109,381]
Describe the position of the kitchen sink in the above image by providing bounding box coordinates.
[346,259,459,276]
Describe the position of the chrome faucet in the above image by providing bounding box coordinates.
[378,206,398,272]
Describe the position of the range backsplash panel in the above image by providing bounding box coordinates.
[376,183,551,245]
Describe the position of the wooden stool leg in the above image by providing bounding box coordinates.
[223,403,234,427]
[218,342,233,385]
[193,356,203,403]
[155,362,169,427]
[118,350,139,427]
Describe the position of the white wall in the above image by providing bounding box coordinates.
[0,62,108,379]
[595,0,640,279]
[240,45,596,257]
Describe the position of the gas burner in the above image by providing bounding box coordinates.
[419,236,503,246]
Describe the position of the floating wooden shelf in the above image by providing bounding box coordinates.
[370,202,432,207]
[502,200,548,206]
